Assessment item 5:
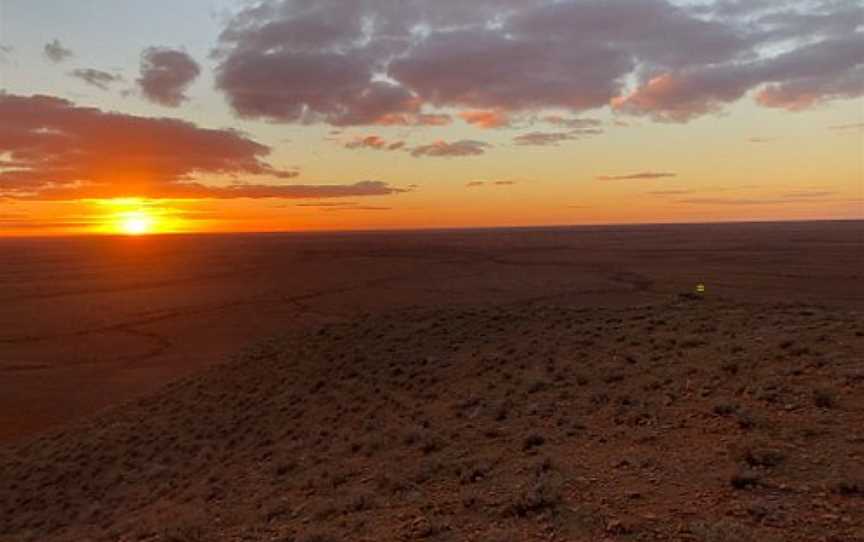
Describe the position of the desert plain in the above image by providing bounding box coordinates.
[1,220,863,541]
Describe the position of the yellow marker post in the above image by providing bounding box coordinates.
[696,283,706,294]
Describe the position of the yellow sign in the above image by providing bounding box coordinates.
[696,284,706,294]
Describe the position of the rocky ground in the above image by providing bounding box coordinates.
[1,295,862,541]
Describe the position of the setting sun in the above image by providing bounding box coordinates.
[118,211,155,235]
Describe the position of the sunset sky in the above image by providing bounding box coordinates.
[0,0,862,235]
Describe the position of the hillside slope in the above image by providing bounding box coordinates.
[2,297,863,541]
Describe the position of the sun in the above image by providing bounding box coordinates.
[98,199,185,235]
[118,211,155,235]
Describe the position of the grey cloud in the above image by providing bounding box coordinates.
[410,140,490,158]
[44,39,73,63]
[597,172,677,180]
[514,131,579,146]
[70,69,123,91]
[138,48,201,107]
[345,135,406,151]
[211,1,863,126]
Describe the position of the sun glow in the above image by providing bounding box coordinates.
[93,199,189,235]
[118,210,155,235]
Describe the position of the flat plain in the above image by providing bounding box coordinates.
[1,221,862,541]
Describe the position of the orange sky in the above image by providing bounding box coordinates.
[1,0,862,236]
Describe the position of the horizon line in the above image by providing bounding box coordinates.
[2,217,862,241]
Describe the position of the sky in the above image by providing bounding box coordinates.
[0,0,862,235]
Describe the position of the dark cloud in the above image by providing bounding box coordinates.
[493,181,516,186]
[344,135,406,151]
[389,27,631,113]
[466,181,485,188]
[514,131,579,146]
[138,48,201,107]
[212,0,862,126]
[597,172,677,180]
[410,140,490,158]
[0,93,404,201]
[70,69,123,91]
[44,39,73,63]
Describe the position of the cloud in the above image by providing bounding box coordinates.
[374,113,453,126]
[459,110,511,129]
[613,34,864,121]
[514,131,579,146]
[44,39,73,63]
[142,181,400,200]
[543,116,603,130]
[748,137,778,143]
[0,45,12,63]
[294,201,391,211]
[70,69,123,91]
[597,172,677,180]
[410,139,490,158]
[344,135,406,151]
[679,197,787,205]
[295,202,357,207]
[321,205,391,212]
[648,189,691,196]
[0,218,99,230]
[138,48,201,107]
[679,190,836,205]
[0,93,405,201]
[466,179,517,187]
[781,190,835,199]
[829,122,864,131]
[211,0,862,126]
